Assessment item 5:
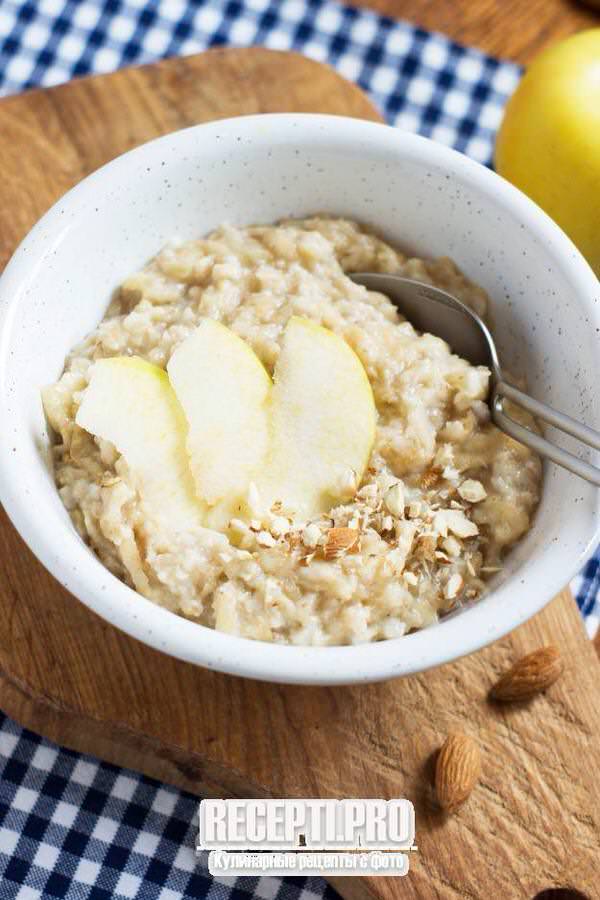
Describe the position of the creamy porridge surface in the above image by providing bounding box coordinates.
[43,217,541,645]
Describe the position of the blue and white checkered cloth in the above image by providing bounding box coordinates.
[1,0,522,164]
[0,1,599,898]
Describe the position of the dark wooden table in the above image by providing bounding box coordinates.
[349,0,598,62]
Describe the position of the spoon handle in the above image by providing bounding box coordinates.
[493,382,600,486]
[499,381,600,450]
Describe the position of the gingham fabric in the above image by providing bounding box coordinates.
[0,713,340,900]
[0,1,599,898]
[0,0,522,163]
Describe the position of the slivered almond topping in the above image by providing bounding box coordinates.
[444,573,463,600]
[442,536,461,557]
[433,509,479,539]
[286,532,302,551]
[458,479,487,503]
[257,530,277,548]
[322,527,359,560]
[417,535,437,561]
[408,500,425,518]
[270,515,290,537]
[420,468,440,490]
[301,523,322,549]
[490,646,563,701]
[384,482,405,517]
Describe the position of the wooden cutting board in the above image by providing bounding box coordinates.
[1,48,599,900]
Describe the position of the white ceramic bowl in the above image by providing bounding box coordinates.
[1,114,599,685]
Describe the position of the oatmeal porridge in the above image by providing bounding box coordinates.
[42,217,542,645]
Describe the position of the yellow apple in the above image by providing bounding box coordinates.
[258,317,377,518]
[495,29,600,276]
[77,319,377,532]
[168,318,271,509]
[169,316,377,521]
[76,357,206,529]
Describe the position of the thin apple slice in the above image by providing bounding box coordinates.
[167,318,271,510]
[259,317,376,518]
[76,356,205,529]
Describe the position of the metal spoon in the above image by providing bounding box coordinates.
[351,273,600,486]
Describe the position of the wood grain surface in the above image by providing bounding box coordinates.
[349,0,598,63]
[1,46,599,900]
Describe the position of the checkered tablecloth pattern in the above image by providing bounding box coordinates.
[0,714,339,900]
[0,1,599,898]
[0,0,522,163]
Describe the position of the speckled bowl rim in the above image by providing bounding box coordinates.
[1,114,599,685]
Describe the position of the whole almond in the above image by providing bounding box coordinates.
[435,732,481,813]
[490,646,563,702]
[322,527,359,560]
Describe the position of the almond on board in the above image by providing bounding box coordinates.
[490,646,563,702]
[435,732,482,813]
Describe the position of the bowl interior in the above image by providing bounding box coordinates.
[1,114,599,683]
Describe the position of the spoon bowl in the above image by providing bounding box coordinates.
[351,272,600,487]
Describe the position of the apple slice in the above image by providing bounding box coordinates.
[76,357,205,529]
[259,317,376,518]
[167,318,271,511]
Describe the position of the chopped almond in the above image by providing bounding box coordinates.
[323,527,359,560]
